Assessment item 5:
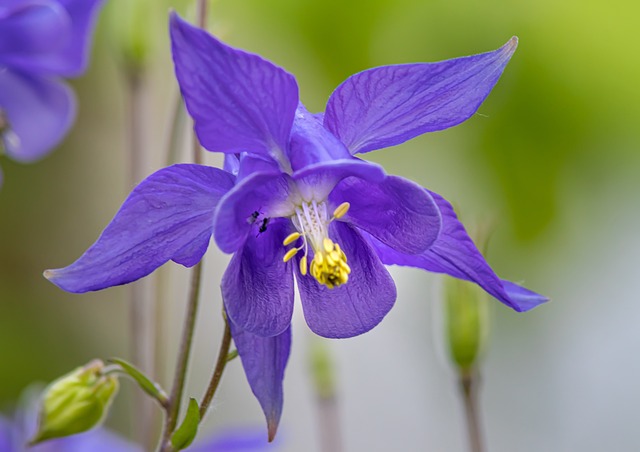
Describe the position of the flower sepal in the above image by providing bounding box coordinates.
[30,359,119,445]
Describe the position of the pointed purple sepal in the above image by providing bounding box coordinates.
[45,164,234,293]
[366,189,548,312]
[170,12,299,161]
[229,321,291,442]
[324,38,518,154]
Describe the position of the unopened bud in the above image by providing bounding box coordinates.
[444,277,489,374]
[31,360,119,444]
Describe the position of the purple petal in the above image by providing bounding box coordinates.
[367,190,548,312]
[0,416,16,452]
[236,154,281,181]
[222,220,295,337]
[324,38,518,154]
[0,2,71,62]
[30,428,143,452]
[170,12,298,163]
[0,0,104,76]
[214,172,296,254]
[329,174,441,254]
[292,158,385,202]
[287,104,350,171]
[45,164,234,293]
[229,321,291,442]
[297,222,396,338]
[0,69,75,162]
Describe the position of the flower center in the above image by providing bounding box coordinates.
[282,200,351,289]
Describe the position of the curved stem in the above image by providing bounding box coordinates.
[460,372,485,452]
[198,316,232,419]
[159,260,203,451]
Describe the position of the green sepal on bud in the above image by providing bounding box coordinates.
[444,276,490,374]
[31,360,119,444]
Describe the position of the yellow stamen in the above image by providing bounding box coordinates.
[309,242,349,289]
[323,238,333,253]
[332,202,350,219]
[283,232,301,246]
[299,256,308,276]
[283,248,298,262]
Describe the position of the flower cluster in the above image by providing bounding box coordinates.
[0,0,104,187]
[45,13,547,439]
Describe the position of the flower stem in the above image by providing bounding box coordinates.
[198,316,232,419]
[158,4,209,450]
[159,260,203,451]
[459,371,485,452]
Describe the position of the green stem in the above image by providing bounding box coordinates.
[159,261,203,452]
[198,317,232,419]
[157,3,209,450]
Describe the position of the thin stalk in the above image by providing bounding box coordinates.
[157,4,209,450]
[159,260,203,451]
[317,395,343,452]
[459,372,485,452]
[198,317,232,418]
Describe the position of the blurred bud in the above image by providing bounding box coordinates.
[444,222,493,375]
[106,0,164,74]
[31,360,119,444]
[444,277,489,374]
[309,340,335,400]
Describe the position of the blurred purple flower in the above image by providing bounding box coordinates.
[45,12,547,440]
[187,427,278,452]
[1,411,274,452]
[0,0,104,187]
[0,412,141,452]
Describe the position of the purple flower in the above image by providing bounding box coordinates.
[0,0,104,187]
[0,412,141,452]
[45,12,547,440]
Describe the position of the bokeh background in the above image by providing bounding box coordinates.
[1,0,639,450]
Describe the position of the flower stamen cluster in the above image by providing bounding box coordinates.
[283,201,351,288]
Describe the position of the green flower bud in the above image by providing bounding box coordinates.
[444,276,490,374]
[31,360,119,444]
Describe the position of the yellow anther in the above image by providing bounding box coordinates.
[299,256,308,276]
[283,248,299,262]
[323,238,333,253]
[332,202,350,219]
[283,232,301,246]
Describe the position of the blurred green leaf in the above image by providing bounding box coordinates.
[108,357,168,407]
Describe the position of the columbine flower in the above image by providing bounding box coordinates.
[45,12,547,440]
[0,0,104,187]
